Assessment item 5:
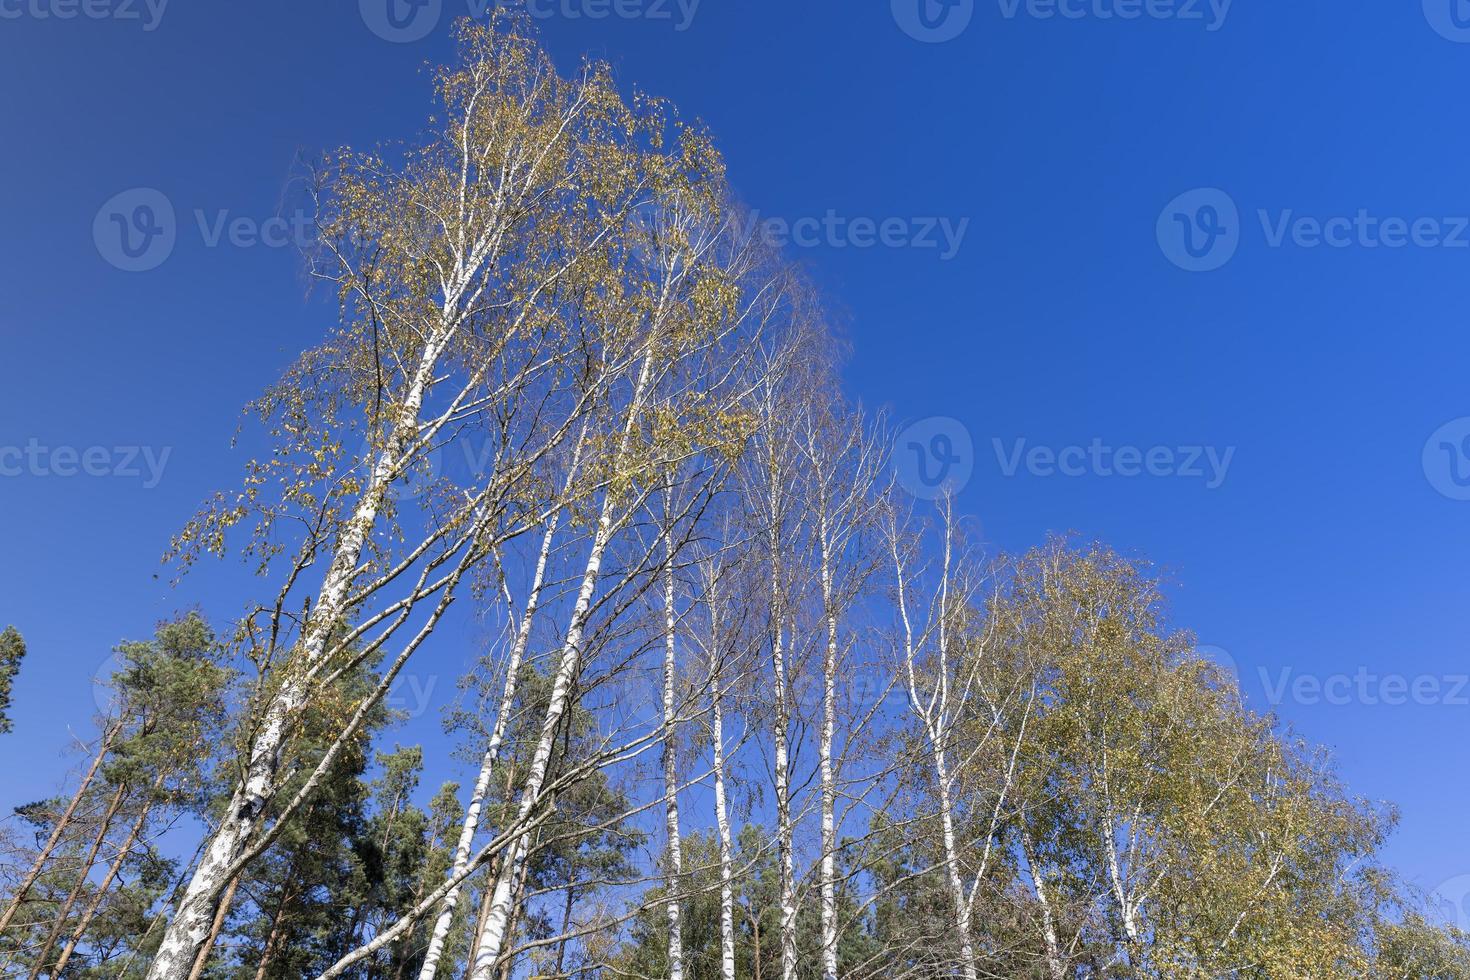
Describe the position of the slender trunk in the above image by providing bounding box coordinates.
[27,782,128,979]
[494,855,532,980]
[932,744,979,980]
[253,889,293,980]
[254,855,306,980]
[554,884,576,977]
[763,469,798,980]
[892,507,979,980]
[748,906,762,980]
[463,768,515,966]
[1100,808,1140,946]
[817,519,839,980]
[466,490,613,980]
[185,875,239,980]
[52,774,166,975]
[708,592,736,980]
[469,867,497,968]
[416,500,567,980]
[466,350,658,980]
[662,488,685,980]
[771,581,797,980]
[1022,830,1066,980]
[146,328,454,980]
[0,723,118,935]
[461,854,508,978]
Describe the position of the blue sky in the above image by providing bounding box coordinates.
[2,0,1469,918]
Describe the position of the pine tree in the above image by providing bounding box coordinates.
[0,626,25,736]
[0,614,229,978]
[193,653,391,980]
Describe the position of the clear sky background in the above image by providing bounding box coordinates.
[2,0,1468,921]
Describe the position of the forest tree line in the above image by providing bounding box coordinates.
[2,16,1467,980]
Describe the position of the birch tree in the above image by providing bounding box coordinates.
[881,495,1045,980]
[416,430,588,979]
[660,482,688,980]
[795,392,884,980]
[690,546,756,980]
[303,78,781,980]
[990,538,1400,978]
[462,138,767,980]
[739,314,822,980]
[145,18,663,978]
[10,16,1459,980]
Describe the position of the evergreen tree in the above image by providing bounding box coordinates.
[198,653,387,980]
[0,626,25,736]
[0,614,229,978]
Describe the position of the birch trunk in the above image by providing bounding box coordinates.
[185,875,239,980]
[145,326,453,980]
[891,507,980,980]
[817,517,840,980]
[496,846,533,980]
[771,561,798,980]
[466,349,658,980]
[415,501,566,980]
[463,481,609,980]
[1022,830,1067,980]
[1100,808,1141,946]
[708,582,737,980]
[932,745,979,980]
[469,865,497,966]
[661,491,686,980]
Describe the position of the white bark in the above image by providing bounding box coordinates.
[1023,830,1067,980]
[709,614,737,980]
[817,515,840,980]
[144,41,616,975]
[415,504,563,980]
[465,485,615,980]
[771,563,798,980]
[1101,807,1142,946]
[933,745,979,980]
[661,492,685,980]
[890,502,980,980]
[754,384,800,980]
[466,350,658,980]
[146,330,450,980]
